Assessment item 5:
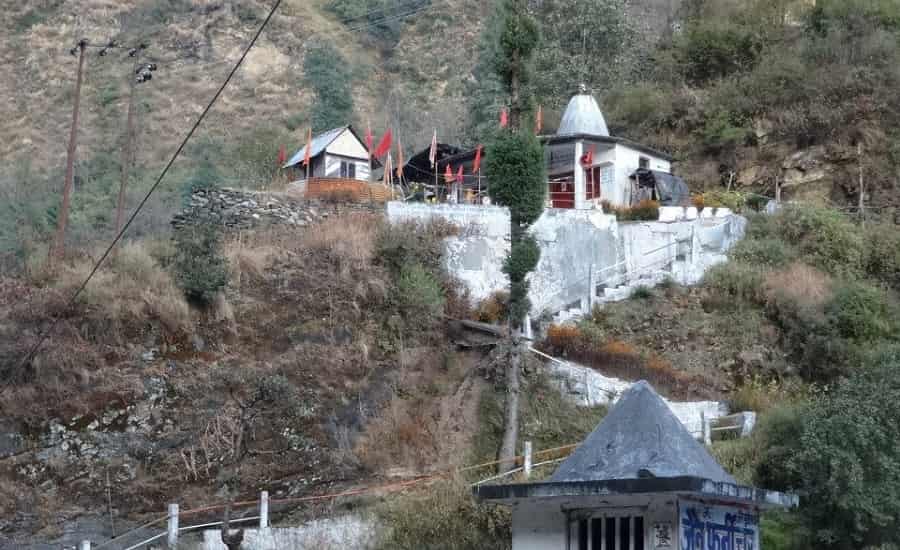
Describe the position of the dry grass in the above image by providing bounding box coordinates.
[763,262,833,309]
[52,241,192,340]
[301,213,379,266]
[540,325,707,398]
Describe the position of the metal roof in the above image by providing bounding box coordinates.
[550,381,737,484]
[557,92,610,137]
[284,126,352,169]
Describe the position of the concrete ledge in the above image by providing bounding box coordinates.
[475,476,798,509]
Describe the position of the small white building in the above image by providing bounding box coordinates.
[542,87,687,209]
[283,125,372,182]
[476,381,797,550]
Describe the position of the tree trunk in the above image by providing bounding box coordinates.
[509,47,521,130]
[498,338,522,474]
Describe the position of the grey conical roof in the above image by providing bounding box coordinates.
[550,381,736,484]
[557,92,610,137]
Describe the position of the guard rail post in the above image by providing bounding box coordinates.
[167,503,179,548]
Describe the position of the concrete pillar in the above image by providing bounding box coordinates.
[80,541,91,550]
[701,412,712,445]
[260,491,269,529]
[167,503,179,548]
[574,140,586,210]
[523,441,533,479]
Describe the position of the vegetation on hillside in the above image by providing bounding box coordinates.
[549,205,900,548]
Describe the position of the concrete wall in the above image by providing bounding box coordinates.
[545,357,728,437]
[200,515,377,550]
[385,202,745,317]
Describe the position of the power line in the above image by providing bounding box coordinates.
[13,0,285,379]
[14,0,446,378]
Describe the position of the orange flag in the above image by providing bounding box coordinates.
[444,164,454,183]
[473,145,483,173]
[535,105,543,134]
[303,127,312,166]
[499,108,508,128]
[456,165,464,183]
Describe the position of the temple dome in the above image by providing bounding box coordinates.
[557,88,610,137]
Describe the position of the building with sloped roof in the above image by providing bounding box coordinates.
[283,125,374,183]
[475,381,796,550]
[542,85,685,209]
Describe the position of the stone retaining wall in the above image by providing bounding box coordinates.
[171,187,378,231]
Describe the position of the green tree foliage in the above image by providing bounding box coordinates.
[395,262,445,327]
[484,132,545,227]
[790,359,900,548]
[327,0,430,44]
[676,22,763,83]
[303,41,355,133]
[531,0,630,102]
[171,222,229,305]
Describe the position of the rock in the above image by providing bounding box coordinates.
[0,421,24,458]
[191,334,206,352]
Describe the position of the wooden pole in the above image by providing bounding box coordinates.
[858,142,865,224]
[51,40,88,263]
[114,61,138,236]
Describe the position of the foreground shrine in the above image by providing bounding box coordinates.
[475,381,797,550]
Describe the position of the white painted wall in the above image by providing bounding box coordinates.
[545,357,729,437]
[326,129,368,159]
[385,202,745,317]
[201,515,377,550]
[323,153,369,180]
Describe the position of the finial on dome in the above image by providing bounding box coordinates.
[578,82,588,94]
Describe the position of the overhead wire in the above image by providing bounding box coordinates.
[13,0,283,375]
[14,0,447,375]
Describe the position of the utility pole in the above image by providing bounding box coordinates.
[858,141,865,225]
[50,39,89,264]
[115,45,155,236]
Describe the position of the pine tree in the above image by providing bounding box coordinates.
[303,41,355,133]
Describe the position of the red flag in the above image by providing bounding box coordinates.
[473,145,483,173]
[277,144,286,166]
[580,144,595,168]
[456,165,464,183]
[428,129,437,168]
[535,105,543,134]
[303,128,312,166]
[373,128,392,159]
[444,164,454,183]
[365,123,374,155]
[499,108,508,128]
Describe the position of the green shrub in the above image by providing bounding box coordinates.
[792,361,900,547]
[395,263,445,326]
[778,206,864,278]
[375,221,453,278]
[701,111,749,152]
[730,238,796,268]
[375,478,510,550]
[864,224,900,291]
[676,22,763,83]
[631,285,654,300]
[825,281,896,342]
[704,262,765,304]
[171,223,229,305]
[753,404,805,490]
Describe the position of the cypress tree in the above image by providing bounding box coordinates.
[482,0,545,474]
